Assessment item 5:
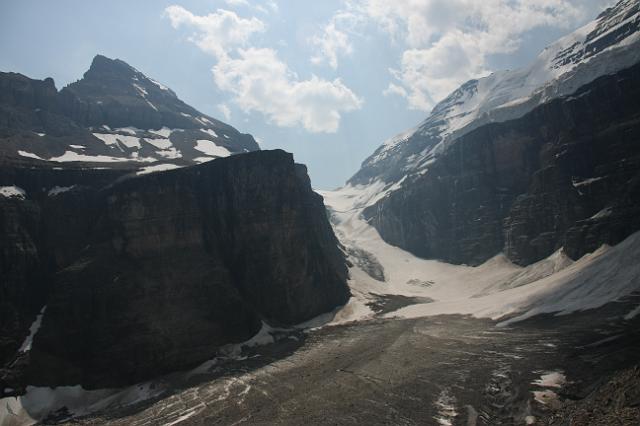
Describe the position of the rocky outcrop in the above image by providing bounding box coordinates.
[364,62,640,266]
[0,150,349,389]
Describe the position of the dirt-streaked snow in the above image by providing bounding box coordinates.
[320,185,640,326]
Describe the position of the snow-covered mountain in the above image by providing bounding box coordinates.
[336,0,640,268]
[0,55,259,172]
[350,0,640,186]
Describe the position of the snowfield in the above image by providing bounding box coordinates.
[318,185,640,327]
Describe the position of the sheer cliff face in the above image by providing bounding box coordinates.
[0,150,349,389]
[363,63,640,266]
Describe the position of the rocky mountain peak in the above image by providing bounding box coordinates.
[85,54,136,79]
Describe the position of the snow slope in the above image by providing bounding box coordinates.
[319,185,640,327]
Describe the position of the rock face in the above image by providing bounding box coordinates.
[0,55,259,167]
[0,150,349,389]
[364,63,640,266]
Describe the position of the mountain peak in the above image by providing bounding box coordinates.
[85,54,137,80]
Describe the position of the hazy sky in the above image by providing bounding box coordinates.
[1,0,613,188]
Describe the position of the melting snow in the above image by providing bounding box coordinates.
[532,371,566,388]
[320,184,640,327]
[0,186,26,199]
[143,137,172,150]
[148,127,174,138]
[93,133,142,149]
[193,156,216,164]
[48,186,76,197]
[572,176,605,187]
[201,129,218,138]
[49,151,131,163]
[0,381,164,425]
[19,306,46,352]
[194,140,230,158]
[18,150,44,160]
[136,164,182,175]
[624,305,640,320]
[115,127,140,135]
[148,77,170,92]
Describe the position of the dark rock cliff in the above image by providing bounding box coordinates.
[0,150,349,389]
[364,62,640,266]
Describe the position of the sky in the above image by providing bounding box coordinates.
[0,0,614,189]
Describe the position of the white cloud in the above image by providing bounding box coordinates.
[217,103,232,120]
[383,83,408,98]
[224,0,250,7]
[311,21,353,69]
[223,0,279,15]
[310,11,362,69]
[213,48,363,133]
[266,0,278,13]
[165,5,363,133]
[164,5,265,57]
[351,0,605,110]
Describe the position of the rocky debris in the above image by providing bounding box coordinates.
[543,365,640,425]
[364,61,640,265]
[345,246,385,282]
[0,150,349,389]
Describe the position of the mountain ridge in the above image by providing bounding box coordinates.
[0,54,259,170]
[350,0,640,187]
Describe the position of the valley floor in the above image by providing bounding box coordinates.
[40,298,640,425]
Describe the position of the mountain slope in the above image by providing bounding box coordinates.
[0,55,259,169]
[351,0,640,186]
[343,0,640,266]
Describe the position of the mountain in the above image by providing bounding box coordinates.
[0,55,259,169]
[0,57,349,391]
[344,0,640,266]
[0,150,350,390]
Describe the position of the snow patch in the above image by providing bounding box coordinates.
[92,133,141,149]
[18,150,44,160]
[136,164,182,175]
[194,140,231,158]
[201,129,218,138]
[532,371,566,388]
[0,381,164,425]
[0,186,26,199]
[143,137,172,150]
[19,306,46,352]
[434,389,458,426]
[591,206,613,220]
[148,127,174,138]
[49,151,133,163]
[193,156,216,164]
[48,186,76,197]
[624,305,640,320]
